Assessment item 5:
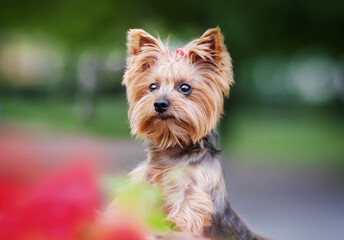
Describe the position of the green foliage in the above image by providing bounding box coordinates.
[225,106,344,168]
[0,96,131,137]
[1,0,343,56]
[102,175,174,232]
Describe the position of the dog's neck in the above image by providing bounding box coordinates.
[147,130,221,166]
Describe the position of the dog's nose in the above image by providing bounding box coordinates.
[154,99,170,113]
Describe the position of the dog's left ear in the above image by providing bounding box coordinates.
[188,28,233,97]
[125,29,164,76]
[188,27,227,65]
[127,29,162,57]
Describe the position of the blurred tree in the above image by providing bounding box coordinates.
[1,0,343,54]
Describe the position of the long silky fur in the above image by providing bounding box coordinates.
[119,28,266,240]
[123,28,233,149]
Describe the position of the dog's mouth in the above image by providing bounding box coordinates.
[158,115,175,121]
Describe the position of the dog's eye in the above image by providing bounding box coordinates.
[179,84,192,95]
[149,83,158,91]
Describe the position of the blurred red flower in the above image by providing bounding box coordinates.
[0,164,99,240]
[0,131,148,240]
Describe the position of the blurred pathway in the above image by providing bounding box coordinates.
[1,124,343,240]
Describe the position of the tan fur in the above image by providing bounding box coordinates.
[111,28,262,239]
[122,28,233,149]
[128,147,225,235]
[107,28,265,240]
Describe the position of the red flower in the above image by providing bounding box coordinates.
[0,164,99,240]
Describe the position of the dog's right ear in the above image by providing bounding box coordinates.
[127,29,162,56]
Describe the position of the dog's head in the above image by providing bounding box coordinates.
[123,28,233,149]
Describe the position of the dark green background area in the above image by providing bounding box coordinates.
[1,0,343,55]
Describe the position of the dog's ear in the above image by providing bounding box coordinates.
[188,27,226,65]
[127,29,162,56]
[125,29,164,74]
[188,27,233,97]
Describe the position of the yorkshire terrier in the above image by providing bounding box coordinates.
[120,28,265,240]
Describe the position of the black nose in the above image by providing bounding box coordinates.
[154,99,170,113]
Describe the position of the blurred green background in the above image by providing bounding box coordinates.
[0,0,343,168]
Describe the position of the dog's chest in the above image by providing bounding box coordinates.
[144,160,215,234]
[145,161,191,189]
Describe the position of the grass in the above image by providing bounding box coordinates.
[1,96,343,168]
[0,95,131,138]
[224,106,344,168]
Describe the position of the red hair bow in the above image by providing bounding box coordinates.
[169,48,188,59]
